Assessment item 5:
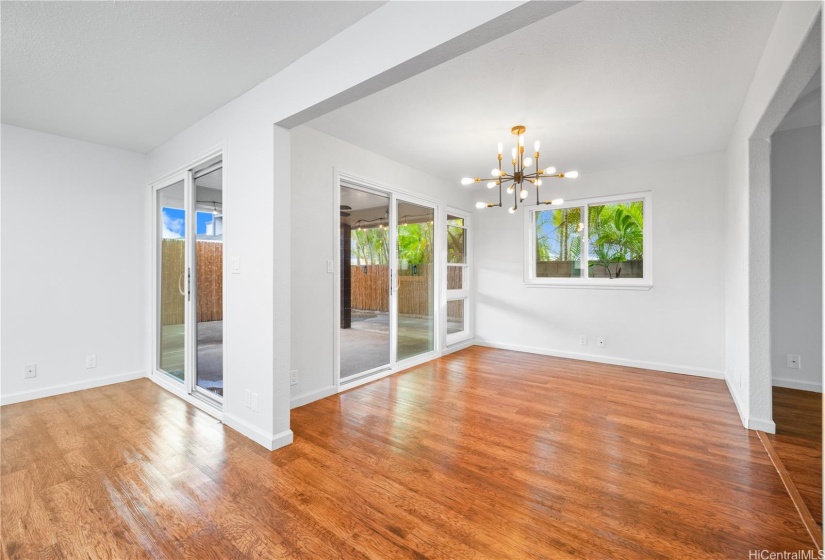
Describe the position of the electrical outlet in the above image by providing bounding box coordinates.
[251,392,259,412]
[787,354,801,369]
[290,370,298,386]
[597,337,606,348]
[231,256,241,274]
[579,335,587,346]
[24,364,36,378]
[85,354,97,369]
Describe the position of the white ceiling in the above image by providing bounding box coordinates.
[306,1,784,182]
[1,1,384,153]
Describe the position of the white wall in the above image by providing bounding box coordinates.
[474,151,727,378]
[145,2,523,449]
[1,125,147,404]
[724,2,821,431]
[770,124,822,392]
[289,126,474,406]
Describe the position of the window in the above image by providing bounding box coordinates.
[446,212,471,343]
[525,192,651,288]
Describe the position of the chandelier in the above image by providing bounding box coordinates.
[461,125,578,213]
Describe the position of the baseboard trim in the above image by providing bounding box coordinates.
[749,416,776,434]
[773,377,823,393]
[443,338,475,355]
[474,340,725,379]
[222,412,294,451]
[1,370,147,406]
[725,376,749,430]
[291,385,337,409]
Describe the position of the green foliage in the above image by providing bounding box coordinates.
[588,202,643,278]
[536,207,582,262]
[397,223,433,264]
[351,227,389,265]
[350,222,434,266]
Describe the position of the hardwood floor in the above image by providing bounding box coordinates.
[768,387,823,526]
[1,347,817,559]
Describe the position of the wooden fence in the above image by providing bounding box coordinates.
[536,259,643,278]
[161,239,223,325]
[350,265,464,319]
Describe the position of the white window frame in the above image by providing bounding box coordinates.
[445,209,471,345]
[523,191,653,290]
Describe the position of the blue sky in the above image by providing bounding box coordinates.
[162,208,214,238]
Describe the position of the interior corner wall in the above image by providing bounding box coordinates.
[473,151,727,378]
[1,124,148,404]
[289,125,475,407]
[770,125,823,392]
[723,2,821,431]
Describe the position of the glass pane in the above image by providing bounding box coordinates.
[447,299,465,335]
[397,201,434,361]
[447,215,465,227]
[158,180,186,382]
[447,225,466,264]
[587,201,644,279]
[341,186,391,379]
[535,207,584,278]
[447,265,464,290]
[195,167,224,397]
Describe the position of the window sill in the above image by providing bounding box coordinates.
[524,280,653,291]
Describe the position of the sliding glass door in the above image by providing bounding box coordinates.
[338,181,438,384]
[154,158,224,405]
[157,179,187,382]
[396,199,434,361]
[339,185,391,381]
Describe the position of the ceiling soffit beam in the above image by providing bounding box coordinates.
[276,1,579,130]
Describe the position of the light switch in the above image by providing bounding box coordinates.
[327,259,334,273]
[231,256,240,274]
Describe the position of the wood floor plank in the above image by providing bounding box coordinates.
[1,347,819,558]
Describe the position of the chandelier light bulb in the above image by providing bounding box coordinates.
[564,171,579,179]
[511,147,517,160]
[552,198,565,205]
[497,143,503,155]
[508,206,517,214]
[519,189,529,200]
[534,140,540,153]
[518,135,524,147]
[543,167,556,175]
[536,179,543,186]
[491,169,501,177]
[461,177,475,185]
[487,181,497,189]
[506,184,515,194]
[475,201,487,209]
[523,157,533,168]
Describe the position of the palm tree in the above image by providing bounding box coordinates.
[588,202,643,278]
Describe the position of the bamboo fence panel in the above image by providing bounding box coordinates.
[161,239,223,325]
[350,264,465,319]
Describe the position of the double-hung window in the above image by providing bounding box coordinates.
[524,192,652,288]
[446,212,471,343]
